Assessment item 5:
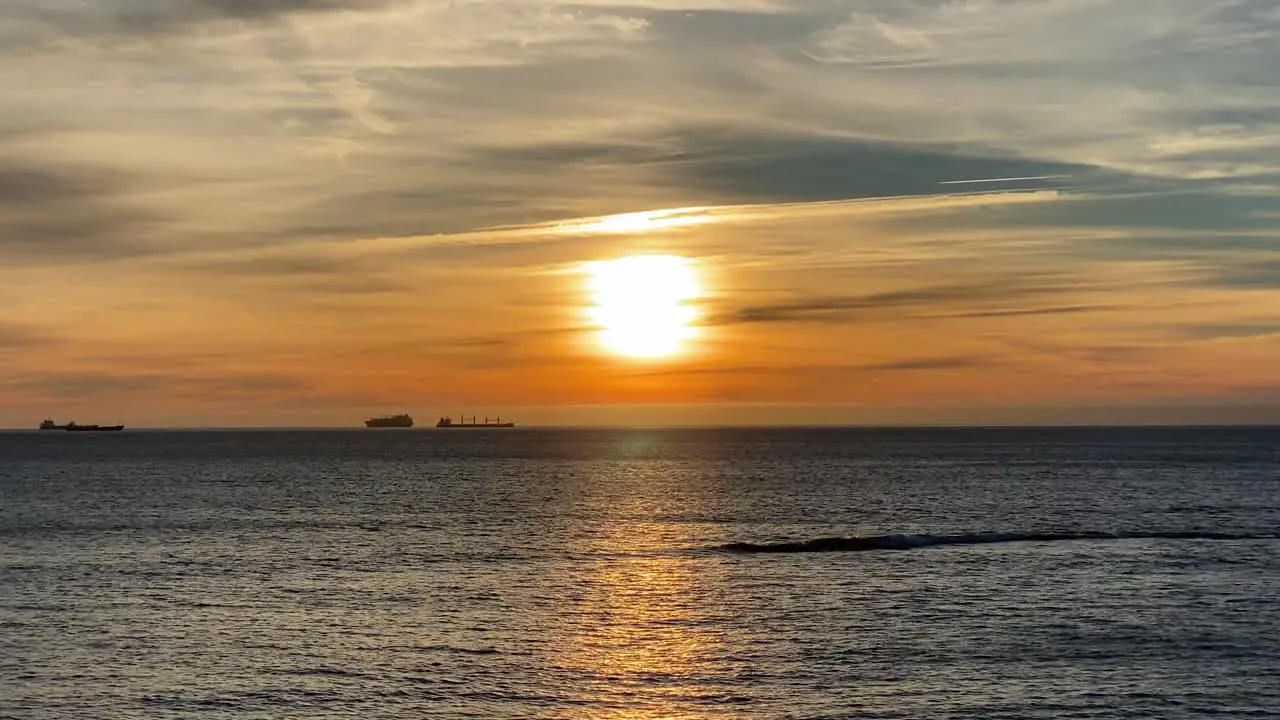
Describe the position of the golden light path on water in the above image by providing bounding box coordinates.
[548,462,743,720]
[584,255,703,359]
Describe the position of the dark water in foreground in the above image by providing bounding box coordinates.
[2,427,1278,719]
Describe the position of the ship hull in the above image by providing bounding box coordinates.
[66,425,124,432]
[365,415,414,428]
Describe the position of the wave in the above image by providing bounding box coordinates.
[718,530,1278,554]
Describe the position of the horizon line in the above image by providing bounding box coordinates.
[4,422,1279,432]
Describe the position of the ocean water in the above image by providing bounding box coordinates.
[2,426,1278,719]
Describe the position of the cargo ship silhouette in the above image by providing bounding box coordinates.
[365,414,414,428]
[437,415,515,428]
[40,419,124,432]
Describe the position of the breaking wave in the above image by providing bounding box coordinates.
[719,531,1277,554]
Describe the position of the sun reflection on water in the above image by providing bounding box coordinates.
[555,553,747,718]
[537,466,752,719]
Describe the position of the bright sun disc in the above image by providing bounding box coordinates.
[585,255,701,358]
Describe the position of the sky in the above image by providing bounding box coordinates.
[2,0,1279,428]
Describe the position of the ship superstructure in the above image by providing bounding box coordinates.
[436,415,515,428]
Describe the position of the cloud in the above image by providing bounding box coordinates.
[941,304,1124,319]
[3,371,309,399]
[186,253,363,278]
[855,355,994,372]
[795,0,1280,181]
[710,279,1077,326]
[172,251,415,295]
[2,0,395,50]
[0,322,59,351]
[640,127,1084,204]
[5,0,1274,269]
[0,159,158,259]
[805,0,1192,68]
[157,187,1064,282]
[620,354,997,380]
[1190,257,1280,289]
[1178,323,1280,341]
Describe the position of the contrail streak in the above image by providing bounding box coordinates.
[940,174,1067,185]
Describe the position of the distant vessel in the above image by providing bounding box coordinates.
[64,422,124,432]
[436,415,515,428]
[40,419,123,432]
[365,414,414,428]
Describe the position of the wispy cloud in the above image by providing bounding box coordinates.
[940,175,1068,185]
[0,159,159,259]
[0,322,59,351]
[1178,323,1280,342]
[3,1,396,52]
[858,355,995,372]
[708,278,1080,326]
[1,370,309,400]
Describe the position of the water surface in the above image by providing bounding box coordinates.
[3,427,1277,718]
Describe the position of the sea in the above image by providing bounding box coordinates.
[1,426,1278,719]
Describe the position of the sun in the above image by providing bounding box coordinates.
[584,255,702,359]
